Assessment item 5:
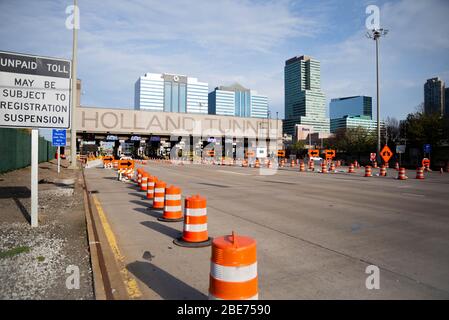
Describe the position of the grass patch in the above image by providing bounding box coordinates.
[37,256,45,262]
[0,246,30,259]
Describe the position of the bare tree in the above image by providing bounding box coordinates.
[385,116,400,144]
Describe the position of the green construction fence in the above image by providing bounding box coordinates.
[0,128,57,174]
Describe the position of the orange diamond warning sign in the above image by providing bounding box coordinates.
[380,145,393,163]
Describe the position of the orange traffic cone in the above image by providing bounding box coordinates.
[208,231,258,300]
[174,195,212,247]
[141,173,149,191]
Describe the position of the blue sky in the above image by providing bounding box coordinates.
[1,0,449,124]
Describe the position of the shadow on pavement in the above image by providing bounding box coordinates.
[13,198,31,223]
[140,220,182,239]
[133,207,161,219]
[130,199,152,208]
[126,260,207,300]
[0,186,30,199]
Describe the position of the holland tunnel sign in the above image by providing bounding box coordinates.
[0,51,71,129]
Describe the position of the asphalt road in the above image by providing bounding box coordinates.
[85,162,449,299]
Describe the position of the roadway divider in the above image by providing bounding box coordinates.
[208,231,258,300]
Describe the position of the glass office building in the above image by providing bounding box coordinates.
[135,73,208,114]
[330,96,372,119]
[283,55,329,135]
[208,83,268,118]
[330,115,383,133]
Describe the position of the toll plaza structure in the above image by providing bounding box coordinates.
[68,106,282,161]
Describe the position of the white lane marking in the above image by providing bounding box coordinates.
[401,193,425,197]
[216,170,250,175]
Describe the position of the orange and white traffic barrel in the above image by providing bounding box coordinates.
[329,162,335,172]
[321,162,327,173]
[254,159,260,168]
[348,164,355,173]
[208,231,258,300]
[279,159,284,168]
[174,195,212,247]
[137,170,143,186]
[158,185,184,222]
[299,161,305,172]
[397,167,407,180]
[373,161,378,168]
[379,165,387,176]
[309,160,314,171]
[141,173,149,191]
[153,180,166,209]
[416,167,424,179]
[291,159,295,167]
[146,176,157,199]
[364,165,372,177]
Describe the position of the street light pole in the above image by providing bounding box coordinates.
[367,28,388,164]
[69,0,78,169]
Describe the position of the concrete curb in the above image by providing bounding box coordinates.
[81,168,129,300]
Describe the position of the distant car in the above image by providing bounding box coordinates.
[309,156,323,162]
[120,156,133,160]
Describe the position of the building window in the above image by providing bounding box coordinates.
[164,81,172,112]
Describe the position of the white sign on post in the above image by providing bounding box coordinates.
[0,51,71,128]
[0,51,71,227]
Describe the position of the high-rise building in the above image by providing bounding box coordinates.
[283,55,329,135]
[208,83,268,118]
[329,96,372,119]
[424,77,445,116]
[445,88,449,117]
[135,73,208,114]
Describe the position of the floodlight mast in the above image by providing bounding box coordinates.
[366,28,388,164]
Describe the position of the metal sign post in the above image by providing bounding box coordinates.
[0,51,71,227]
[57,146,61,174]
[52,129,66,174]
[31,129,38,227]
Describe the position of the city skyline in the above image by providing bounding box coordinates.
[1,0,448,122]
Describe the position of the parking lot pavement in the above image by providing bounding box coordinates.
[85,163,449,299]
